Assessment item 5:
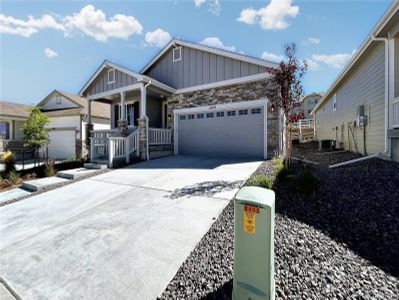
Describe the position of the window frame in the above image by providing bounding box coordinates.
[227,110,236,117]
[55,95,62,104]
[216,111,224,117]
[206,112,214,118]
[251,108,261,114]
[333,93,337,112]
[173,47,182,62]
[239,109,249,116]
[107,68,115,84]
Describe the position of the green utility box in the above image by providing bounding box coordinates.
[232,186,275,300]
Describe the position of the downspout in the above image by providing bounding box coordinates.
[371,35,389,154]
[144,80,152,161]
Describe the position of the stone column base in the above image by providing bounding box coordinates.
[118,120,129,137]
[138,118,147,160]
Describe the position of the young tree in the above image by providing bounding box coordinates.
[266,43,307,167]
[21,107,50,161]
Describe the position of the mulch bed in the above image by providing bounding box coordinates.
[158,148,399,299]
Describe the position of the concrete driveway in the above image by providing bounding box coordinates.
[0,156,261,300]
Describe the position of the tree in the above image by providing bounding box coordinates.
[21,107,50,160]
[266,43,307,167]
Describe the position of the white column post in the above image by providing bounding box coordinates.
[88,99,92,125]
[140,83,147,118]
[120,92,126,122]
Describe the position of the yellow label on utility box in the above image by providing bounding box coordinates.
[244,205,259,234]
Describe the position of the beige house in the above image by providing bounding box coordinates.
[38,90,110,159]
[293,93,323,119]
[311,1,399,161]
[0,101,30,153]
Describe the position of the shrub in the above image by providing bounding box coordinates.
[297,165,319,194]
[1,151,16,174]
[7,170,21,185]
[247,175,273,189]
[45,160,56,177]
[273,156,288,179]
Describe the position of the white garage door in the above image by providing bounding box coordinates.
[175,100,267,159]
[48,130,76,160]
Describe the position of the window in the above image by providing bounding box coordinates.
[188,114,195,120]
[216,111,224,117]
[227,110,236,116]
[0,121,10,139]
[239,109,248,115]
[206,112,214,118]
[333,93,337,111]
[251,108,261,114]
[179,115,186,121]
[107,68,115,84]
[115,103,136,127]
[197,113,204,119]
[55,95,62,104]
[173,47,182,62]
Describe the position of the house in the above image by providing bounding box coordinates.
[311,1,399,161]
[293,93,323,119]
[81,38,282,167]
[38,90,110,160]
[0,101,30,154]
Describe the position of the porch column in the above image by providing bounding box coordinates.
[86,99,94,151]
[118,91,128,136]
[139,83,148,160]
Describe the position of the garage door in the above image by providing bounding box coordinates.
[176,101,266,159]
[48,130,76,160]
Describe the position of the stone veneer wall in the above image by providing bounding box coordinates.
[166,79,280,158]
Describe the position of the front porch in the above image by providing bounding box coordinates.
[85,76,174,168]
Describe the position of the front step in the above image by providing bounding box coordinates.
[84,163,108,170]
[57,168,102,180]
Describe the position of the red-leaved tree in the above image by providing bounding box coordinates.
[266,43,307,167]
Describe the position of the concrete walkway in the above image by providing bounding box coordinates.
[0,156,261,300]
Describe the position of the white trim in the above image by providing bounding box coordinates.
[175,73,271,94]
[87,83,141,100]
[80,60,144,96]
[311,2,399,115]
[142,75,176,93]
[173,99,269,159]
[140,38,278,74]
[162,100,167,128]
[173,46,182,62]
[55,94,62,104]
[107,68,115,84]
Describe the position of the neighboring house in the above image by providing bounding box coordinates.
[0,101,30,153]
[311,2,399,161]
[82,38,282,167]
[293,93,323,119]
[38,90,110,160]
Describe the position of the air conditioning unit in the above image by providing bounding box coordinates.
[356,105,368,127]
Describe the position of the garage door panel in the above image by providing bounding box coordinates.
[178,107,265,158]
[48,130,76,160]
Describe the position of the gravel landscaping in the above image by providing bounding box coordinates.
[159,147,399,299]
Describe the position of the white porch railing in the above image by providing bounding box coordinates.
[148,128,172,145]
[91,129,119,139]
[292,118,315,143]
[91,129,139,166]
[393,97,399,128]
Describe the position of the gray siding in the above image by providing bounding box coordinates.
[315,43,385,155]
[147,96,162,128]
[85,68,138,96]
[145,46,266,89]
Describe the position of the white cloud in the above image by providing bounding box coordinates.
[0,14,64,37]
[44,48,58,58]
[200,37,236,52]
[305,37,320,45]
[311,52,354,69]
[261,51,284,62]
[63,5,143,42]
[305,59,319,71]
[237,0,299,30]
[209,0,221,16]
[194,0,206,7]
[145,28,171,47]
[0,5,143,42]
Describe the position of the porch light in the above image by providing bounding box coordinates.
[270,103,276,112]
[168,113,172,121]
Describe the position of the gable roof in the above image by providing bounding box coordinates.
[0,101,30,119]
[39,90,110,119]
[79,60,145,96]
[311,1,399,115]
[140,38,278,75]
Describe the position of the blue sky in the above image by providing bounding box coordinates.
[0,0,391,105]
